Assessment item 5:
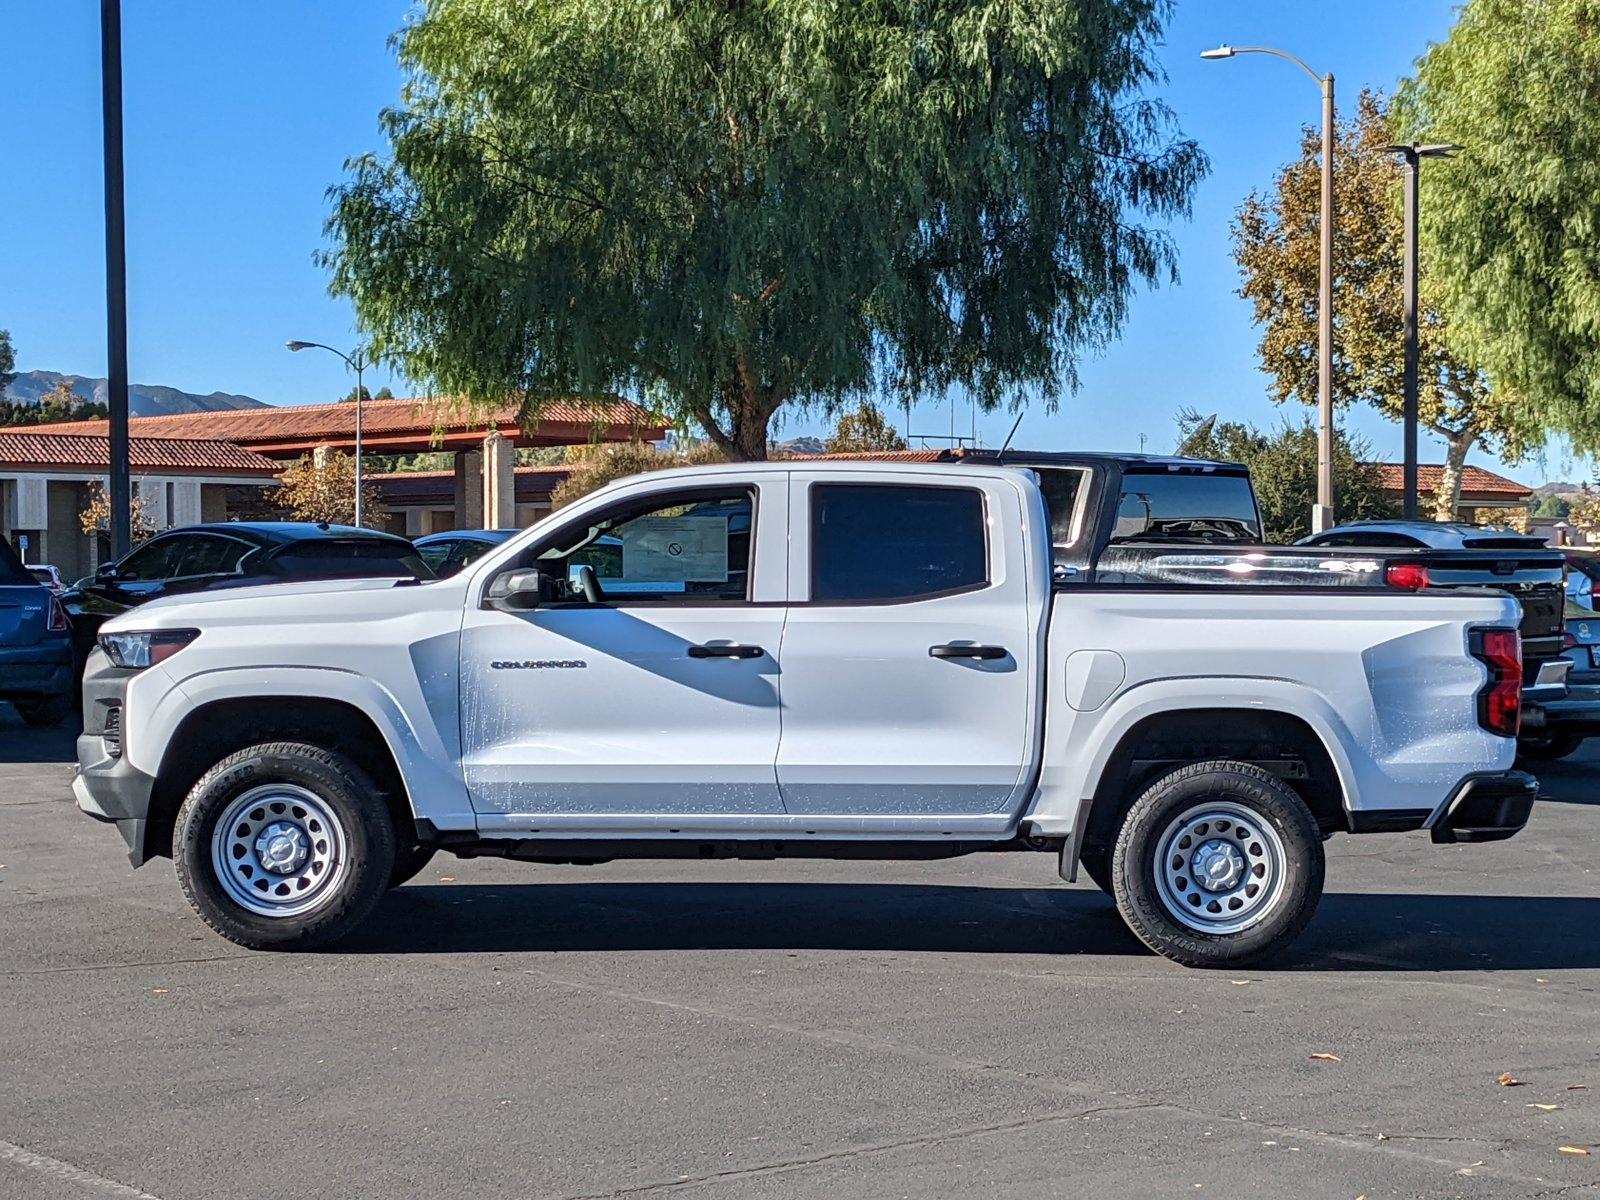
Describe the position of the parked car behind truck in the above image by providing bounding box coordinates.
[0,537,74,726]
[61,522,433,669]
[75,460,1535,968]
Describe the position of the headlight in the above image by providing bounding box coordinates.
[99,629,200,670]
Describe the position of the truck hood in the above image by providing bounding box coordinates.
[99,576,439,633]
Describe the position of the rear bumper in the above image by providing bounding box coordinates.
[1426,771,1538,844]
[1537,684,1600,739]
[0,639,73,699]
[1520,657,1572,706]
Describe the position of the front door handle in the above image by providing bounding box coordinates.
[688,643,766,660]
[929,643,1008,660]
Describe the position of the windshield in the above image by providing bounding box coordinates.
[1109,471,1261,544]
[264,539,435,581]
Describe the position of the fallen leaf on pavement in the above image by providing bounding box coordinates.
[1309,1054,1341,1063]
[438,876,456,882]
[1498,1072,1523,1087]
[1230,980,1251,986]
[1568,1085,1588,1091]
[1557,1147,1590,1157]
[1527,1104,1560,1112]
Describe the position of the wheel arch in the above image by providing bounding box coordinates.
[1078,706,1351,858]
[142,696,416,864]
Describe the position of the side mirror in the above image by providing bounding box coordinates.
[94,563,119,582]
[485,568,549,612]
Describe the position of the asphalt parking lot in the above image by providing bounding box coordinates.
[2,710,1597,1200]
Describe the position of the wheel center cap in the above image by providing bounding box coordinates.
[255,822,308,874]
[1190,838,1245,892]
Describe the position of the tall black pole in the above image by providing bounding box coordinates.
[1400,148,1420,521]
[101,0,132,557]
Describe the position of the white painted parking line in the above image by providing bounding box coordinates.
[0,1141,163,1200]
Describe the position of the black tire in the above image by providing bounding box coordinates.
[1110,759,1325,969]
[1516,732,1583,762]
[173,741,396,950]
[388,843,438,889]
[14,693,72,727]
[1078,842,1114,895]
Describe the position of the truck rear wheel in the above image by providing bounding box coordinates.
[1110,759,1324,969]
[173,742,396,950]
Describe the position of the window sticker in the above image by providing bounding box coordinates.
[620,516,729,583]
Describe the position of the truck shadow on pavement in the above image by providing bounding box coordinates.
[342,881,1600,972]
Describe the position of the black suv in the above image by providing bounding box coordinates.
[63,522,432,666]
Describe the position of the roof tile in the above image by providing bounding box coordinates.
[0,432,280,475]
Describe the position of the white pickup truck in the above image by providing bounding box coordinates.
[74,460,1537,967]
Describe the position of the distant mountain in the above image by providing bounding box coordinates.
[1534,481,1585,497]
[775,435,828,457]
[3,370,268,417]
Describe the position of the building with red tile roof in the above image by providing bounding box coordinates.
[27,394,663,457]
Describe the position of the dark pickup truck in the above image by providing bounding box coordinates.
[1297,521,1566,692]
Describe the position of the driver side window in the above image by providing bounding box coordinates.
[536,489,753,604]
[116,536,187,582]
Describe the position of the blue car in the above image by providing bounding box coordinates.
[0,536,74,726]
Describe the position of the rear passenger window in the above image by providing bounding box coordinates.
[810,484,987,603]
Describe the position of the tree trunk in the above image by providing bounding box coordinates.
[1432,429,1475,522]
[688,367,776,461]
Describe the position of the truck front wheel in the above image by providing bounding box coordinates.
[173,742,396,950]
[1110,760,1324,969]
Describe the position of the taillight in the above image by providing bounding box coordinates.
[1386,562,1431,590]
[1470,627,1523,737]
[47,597,69,632]
[1564,630,1578,651]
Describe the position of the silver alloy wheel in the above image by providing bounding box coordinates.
[1152,799,1287,935]
[210,783,348,918]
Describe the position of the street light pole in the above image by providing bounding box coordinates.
[1386,142,1460,521]
[1203,44,1337,532]
[1317,71,1335,534]
[286,341,370,527]
[100,0,132,557]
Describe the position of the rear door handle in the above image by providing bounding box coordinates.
[688,643,766,660]
[929,644,1008,660]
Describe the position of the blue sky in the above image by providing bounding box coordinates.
[0,1,1582,485]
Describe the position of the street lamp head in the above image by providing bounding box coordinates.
[1417,143,1462,158]
[1200,44,1236,60]
[286,340,314,352]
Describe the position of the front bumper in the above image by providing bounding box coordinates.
[74,649,156,866]
[1426,771,1538,844]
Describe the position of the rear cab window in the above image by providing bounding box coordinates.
[1111,469,1262,545]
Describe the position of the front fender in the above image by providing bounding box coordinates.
[140,665,475,832]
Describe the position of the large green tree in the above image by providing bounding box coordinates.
[1395,0,1600,451]
[327,0,1204,460]
[1232,90,1535,520]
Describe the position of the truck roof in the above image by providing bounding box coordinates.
[794,446,1248,473]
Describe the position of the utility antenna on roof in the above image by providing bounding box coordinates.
[995,413,1024,464]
